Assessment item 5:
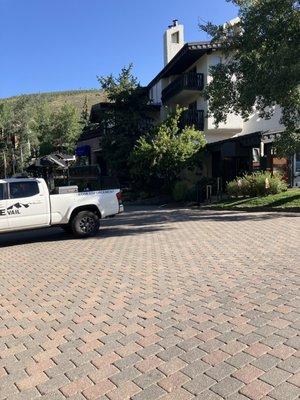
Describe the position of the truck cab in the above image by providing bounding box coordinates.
[0,178,50,232]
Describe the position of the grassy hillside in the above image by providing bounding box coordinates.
[1,89,106,115]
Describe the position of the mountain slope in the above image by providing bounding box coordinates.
[1,89,106,114]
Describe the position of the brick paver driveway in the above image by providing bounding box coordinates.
[0,206,299,400]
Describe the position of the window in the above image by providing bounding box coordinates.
[171,31,179,44]
[0,184,4,200]
[9,181,39,199]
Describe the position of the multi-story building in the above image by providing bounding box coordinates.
[148,20,300,186]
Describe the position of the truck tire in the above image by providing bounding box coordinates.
[71,211,100,238]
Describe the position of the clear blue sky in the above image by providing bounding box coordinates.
[0,0,237,98]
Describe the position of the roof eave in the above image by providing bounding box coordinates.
[148,42,221,88]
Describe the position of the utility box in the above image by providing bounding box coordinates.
[57,186,78,194]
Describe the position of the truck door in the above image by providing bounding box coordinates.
[0,183,8,232]
[7,180,49,229]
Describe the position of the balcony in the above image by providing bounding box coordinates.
[180,109,204,131]
[162,72,204,103]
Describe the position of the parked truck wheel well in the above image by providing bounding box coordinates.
[70,205,102,221]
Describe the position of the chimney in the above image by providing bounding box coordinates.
[163,20,184,66]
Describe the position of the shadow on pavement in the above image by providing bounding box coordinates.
[0,205,298,247]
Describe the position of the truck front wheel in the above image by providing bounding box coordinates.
[71,211,100,238]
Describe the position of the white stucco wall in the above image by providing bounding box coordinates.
[149,80,163,105]
[240,106,284,135]
[148,48,285,145]
[163,23,184,65]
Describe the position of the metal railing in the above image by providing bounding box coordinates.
[162,72,204,103]
[180,109,204,131]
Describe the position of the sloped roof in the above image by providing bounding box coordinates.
[148,41,221,88]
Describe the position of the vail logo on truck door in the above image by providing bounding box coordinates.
[0,202,30,216]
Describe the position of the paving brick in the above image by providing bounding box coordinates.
[106,381,140,400]
[113,353,142,370]
[287,371,300,387]
[261,334,286,348]
[60,377,92,397]
[205,362,236,381]
[285,336,300,350]
[222,340,247,355]
[181,360,211,378]
[158,371,190,392]
[245,343,271,357]
[277,356,300,373]
[16,372,49,391]
[110,366,141,386]
[159,387,193,400]
[179,348,206,363]
[183,375,216,395]
[260,367,292,387]
[240,379,273,399]
[268,382,300,400]
[268,344,296,360]
[82,379,116,399]
[232,364,264,383]
[210,376,243,397]
[136,355,164,373]
[227,393,251,400]
[37,374,70,395]
[226,352,255,368]
[1,207,299,400]
[251,355,281,371]
[202,350,229,366]
[132,384,166,400]
[134,368,165,389]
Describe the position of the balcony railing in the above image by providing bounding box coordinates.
[162,72,204,103]
[180,109,204,131]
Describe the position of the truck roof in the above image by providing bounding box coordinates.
[0,178,41,183]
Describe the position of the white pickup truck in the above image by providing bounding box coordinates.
[0,178,123,237]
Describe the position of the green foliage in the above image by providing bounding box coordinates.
[201,0,300,155]
[97,64,152,181]
[30,101,81,154]
[130,108,206,193]
[172,181,189,202]
[227,171,288,197]
[0,92,82,175]
[80,96,90,127]
[2,89,101,115]
[98,64,139,102]
[209,188,300,210]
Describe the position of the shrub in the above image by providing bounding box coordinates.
[227,171,288,197]
[172,181,189,202]
[227,180,240,197]
[130,107,206,193]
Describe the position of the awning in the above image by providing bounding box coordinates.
[76,145,91,157]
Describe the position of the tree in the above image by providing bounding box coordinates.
[130,108,206,192]
[201,0,300,155]
[0,102,13,177]
[32,102,81,155]
[97,64,152,181]
[80,96,90,127]
[30,100,52,155]
[0,96,37,174]
[49,103,80,152]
